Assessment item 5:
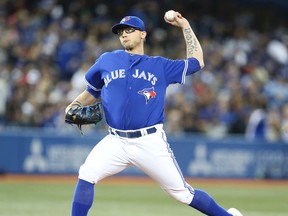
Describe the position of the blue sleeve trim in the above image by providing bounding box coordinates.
[183,58,201,83]
[86,85,101,98]
[181,59,189,84]
[85,78,102,92]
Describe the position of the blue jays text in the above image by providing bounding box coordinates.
[104,69,158,87]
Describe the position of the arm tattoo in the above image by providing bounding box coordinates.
[184,28,198,58]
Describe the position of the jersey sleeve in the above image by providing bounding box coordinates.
[164,57,201,85]
[84,57,104,98]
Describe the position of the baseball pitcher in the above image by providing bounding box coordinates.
[65,11,243,216]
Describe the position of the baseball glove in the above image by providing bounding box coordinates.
[65,102,103,133]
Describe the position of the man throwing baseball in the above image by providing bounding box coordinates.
[65,11,243,216]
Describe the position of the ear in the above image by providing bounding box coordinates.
[141,31,147,40]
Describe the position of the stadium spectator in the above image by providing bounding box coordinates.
[1,0,288,143]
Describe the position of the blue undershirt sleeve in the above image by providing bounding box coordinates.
[186,58,201,76]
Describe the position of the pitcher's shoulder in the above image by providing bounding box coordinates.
[99,50,124,59]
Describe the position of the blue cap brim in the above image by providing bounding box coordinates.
[112,23,140,34]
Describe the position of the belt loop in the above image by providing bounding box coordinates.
[141,129,147,136]
[109,127,117,136]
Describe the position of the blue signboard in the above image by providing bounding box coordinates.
[0,130,287,179]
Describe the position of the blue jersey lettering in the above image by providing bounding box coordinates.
[132,69,157,86]
[104,69,126,87]
[85,50,200,130]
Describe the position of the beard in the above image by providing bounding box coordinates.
[124,44,133,51]
[122,41,134,51]
[121,39,141,51]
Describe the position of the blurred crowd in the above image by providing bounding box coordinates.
[0,0,288,142]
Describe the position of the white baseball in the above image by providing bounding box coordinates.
[165,10,176,21]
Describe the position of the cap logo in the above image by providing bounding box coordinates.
[112,16,144,34]
[120,16,131,23]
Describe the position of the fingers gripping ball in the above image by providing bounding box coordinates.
[165,10,176,21]
[65,102,103,132]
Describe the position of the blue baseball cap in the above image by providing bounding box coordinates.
[112,16,145,34]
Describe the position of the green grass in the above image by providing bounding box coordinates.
[0,180,287,216]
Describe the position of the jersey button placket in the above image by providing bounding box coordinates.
[125,56,140,127]
[125,63,133,126]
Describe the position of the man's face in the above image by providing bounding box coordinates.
[117,26,146,50]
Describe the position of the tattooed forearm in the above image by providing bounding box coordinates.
[183,28,198,58]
